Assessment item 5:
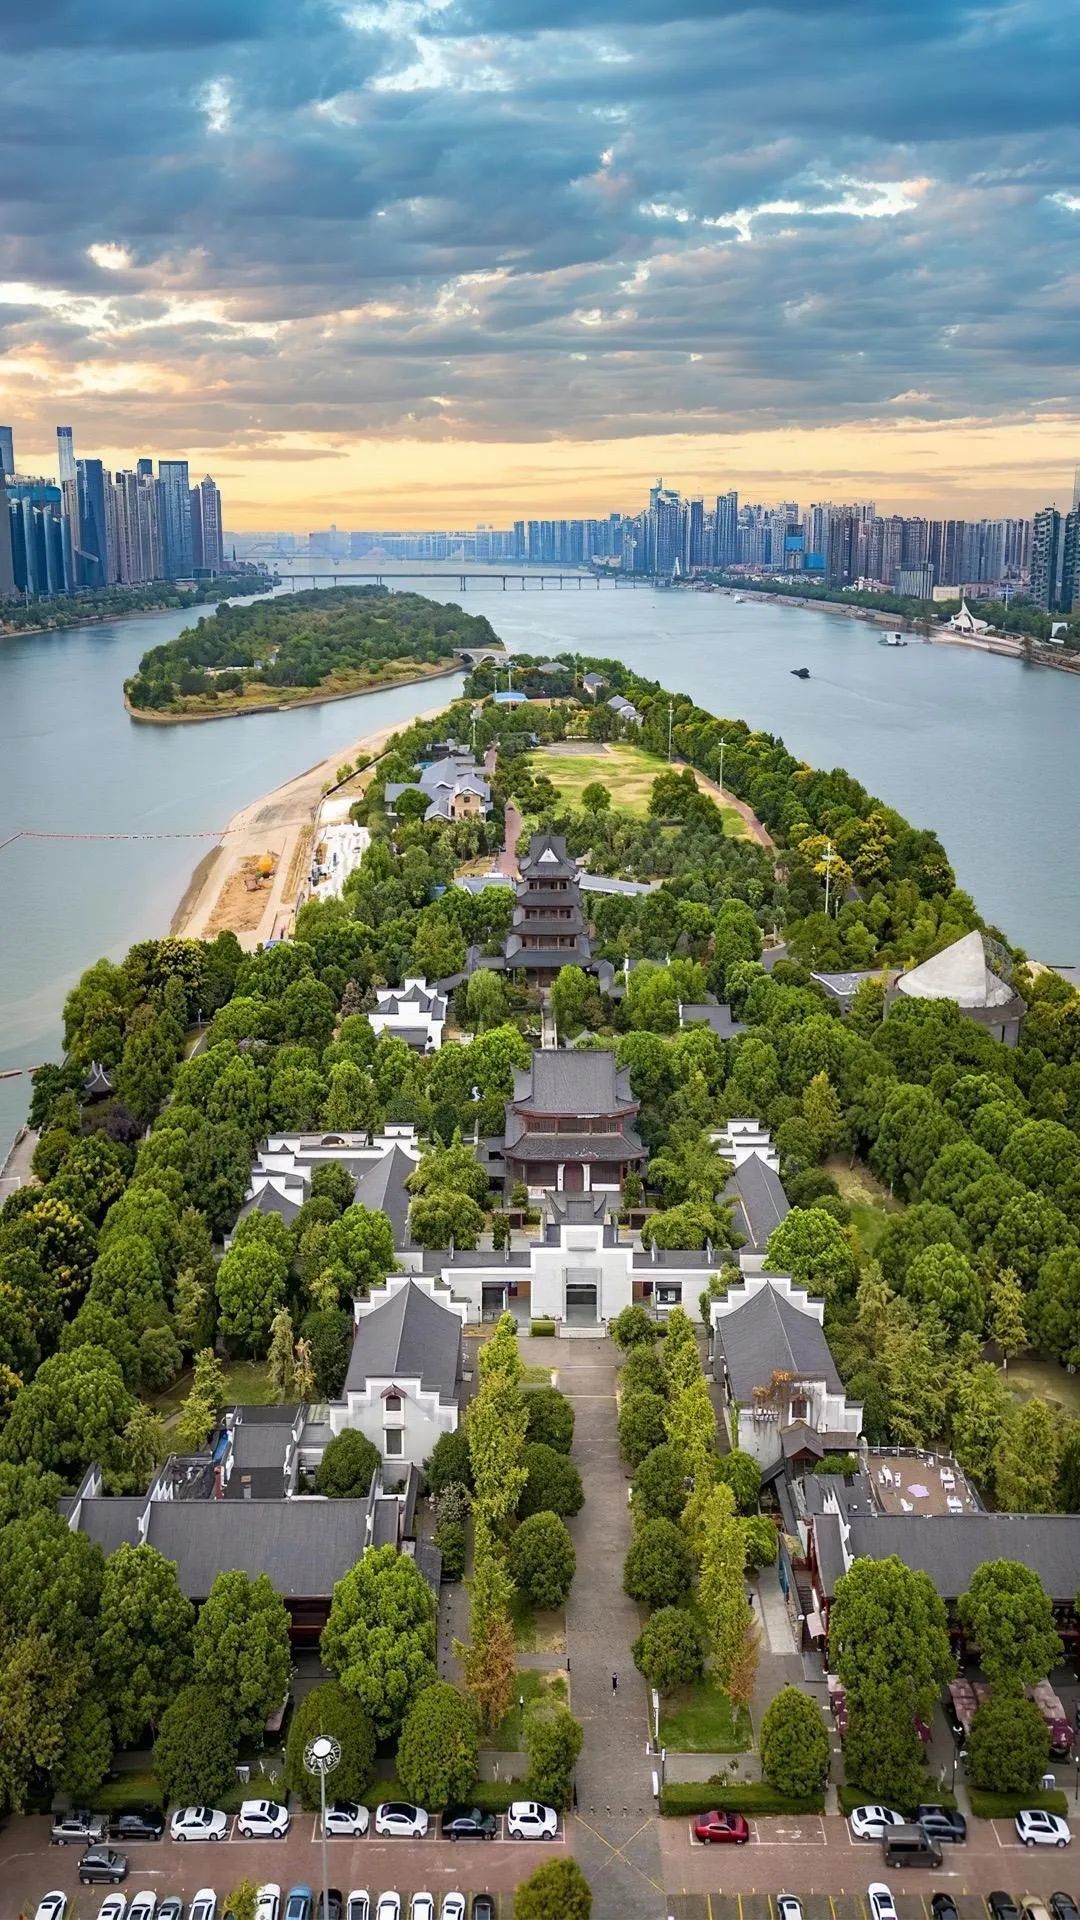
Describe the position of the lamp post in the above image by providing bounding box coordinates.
[667,699,674,762]
[305,1734,341,1920]
[718,737,727,794]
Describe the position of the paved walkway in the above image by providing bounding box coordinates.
[493,799,522,877]
[554,1335,666,1920]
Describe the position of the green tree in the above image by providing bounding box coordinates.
[844,1702,926,1807]
[176,1346,228,1452]
[325,1205,396,1297]
[632,1443,689,1521]
[97,1542,196,1743]
[0,1630,91,1811]
[632,1606,704,1693]
[468,1367,528,1530]
[408,1191,486,1249]
[623,1517,695,1608]
[764,1207,859,1299]
[310,1160,356,1215]
[508,1511,576,1609]
[465,969,509,1032]
[551,966,592,1039]
[759,1686,831,1799]
[714,1448,762,1514]
[525,1387,574,1454]
[56,1690,114,1803]
[321,1543,437,1739]
[266,1306,297,1399]
[323,1061,382,1133]
[618,1390,668,1466]
[153,1682,239,1806]
[948,1362,1013,1484]
[904,1242,986,1338]
[621,1345,666,1398]
[300,1307,353,1397]
[193,1570,292,1738]
[987,1269,1029,1368]
[698,1488,751,1685]
[425,1427,473,1496]
[664,1375,717,1484]
[829,1554,953,1721]
[609,1304,657,1350]
[957,1561,1061,1691]
[317,1429,381,1498]
[215,1239,289,1353]
[457,1530,517,1734]
[524,1698,583,1809]
[519,1443,584,1518]
[284,1680,376,1807]
[993,1399,1060,1512]
[580,780,611,813]
[1026,1248,1080,1367]
[967,1692,1049,1794]
[0,1345,135,1485]
[515,1859,591,1920]
[395,1680,479,1807]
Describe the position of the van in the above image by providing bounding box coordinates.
[882,1825,943,1869]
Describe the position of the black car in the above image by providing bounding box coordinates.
[78,1846,130,1885]
[316,1896,343,1920]
[916,1805,968,1843]
[1050,1900,1079,1920]
[471,1901,495,1920]
[443,1807,498,1841]
[108,1809,165,1842]
[932,1898,959,1920]
[988,1897,1020,1920]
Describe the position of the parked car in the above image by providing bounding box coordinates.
[345,1895,369,1920]
[237,1801,291,1840]
[471,1900,495,1920]
[1015,1810,1072,1848]
[691,1809,750,1846]
[988,1895,1021,1920]
[931,1897,959,1920]
[128,1897,158,1920]
[374,1802,429,1839]
[159,1901,185,1920]
[849,1806,905,1841]
[442,1807,498,1842]
[315,1893,342,1920]
[34,1898,67,1920]
[915,1806,968,1843]
[868,1887,899,1920]
[1023,1901,1054,1920]
[189,1893,217,1920]
[1050,1898,1080,1920]
[776,1900,802,1920]
[441,1899,466,1920]
[79,1849,130,1886]
[324,1802,370,1838]
[52,1810,107,1846]
[506,1801,558,1841]
[108,1811,165,1844]
[375,1900,400,1920]
[284,1893,313,1920]
[256,1889,282,1920]
[95,1897,127,1920]
[409,1899,435,1920]
[171,1806,229,1843]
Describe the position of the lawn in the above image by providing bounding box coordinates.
[490,1667,569,1751]
[1003,1355,1080,1419]
[510,1590,567,1654]
[531,742,746,833]
[825,1156,902,1258]
[658,1673,752,1754]
[154,1358,278,1422]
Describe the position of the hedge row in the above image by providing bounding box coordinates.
[530,1319,556,1337]
[659,1782,825,1817]
[968,1787,1069,1819]
[360,1776,521,1813]
[837,1785,958,1816]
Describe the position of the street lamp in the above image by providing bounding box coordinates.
[305,1733,341,1920]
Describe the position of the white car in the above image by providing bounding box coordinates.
[440,1900,466,1920]
[256,1889,282,1920]
[237,1799,291,1839]
[375,1900,400,1920]
[190,1896,217,1920]
[1015,1809,1073,1848]
[346,1895,370,1920]
[409,1899,435,1920]
[848,1805,904,1841]
[506,1800,558,1841]
[170,1805,229,1842]
[777,1900,802,1920]
[869,1887,898,1920]
[34,1899,67,1920]
[374,1802,429,1839]
[96,1902,127,1920]
[128,1897,157,1920]
[324,1801,371,1838]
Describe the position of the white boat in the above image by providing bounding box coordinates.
[733,594,745,604]
[879,631,907,647]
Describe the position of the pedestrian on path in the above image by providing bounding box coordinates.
[612,1672,618,1693]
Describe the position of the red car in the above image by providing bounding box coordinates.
[692,1810,751,1845]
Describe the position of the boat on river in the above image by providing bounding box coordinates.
[879,631,908,647]
[791,666,810,679]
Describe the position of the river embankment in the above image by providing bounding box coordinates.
[126,658,465,724]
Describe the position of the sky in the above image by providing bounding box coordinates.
[1,0,1078,527]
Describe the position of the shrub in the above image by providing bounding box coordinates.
[530,1319,556,1337]
[525,1387,574,1454]
[524,1700,583,1810]
[396,1681,479,1808]
[742,1513,779,1570]
[434,1518,466,1581]
[623,1517,695,1608]
[610,1305,657,1350]
[659,1781,824,1817]
[519,1443,584,1518]
[285,1680,377,1808]
[425,1428,473,1496]
[508,1511,576,1609]
[153,1684,239,1807]
[968,1693,1049,1795]
[632,1607,703,1693]
[316,1429,380,1499]
[515,1859,591,1920]
[632,1444,689,1521]
[713,1448,762,1513]
[617,1390,668,1466]
[621,1345,666,1398]
[759,1687,831,1799]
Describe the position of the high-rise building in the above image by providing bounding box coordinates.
[688,498,705,569]
[75,459,110,587]
[158,460,193,578]
[714,490,738,566]
[8,481,68,595]
[1060,510,1080,616]
[56,426,79,585]
[1030,507,1065,611]
[0,482,15,596]
[0,426,13,480]
[190,475,224,573]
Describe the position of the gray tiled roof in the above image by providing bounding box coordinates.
[721,1154,790,1254]
[504,1129,646,1163]
[146,1499,368,1600]
[344,1281,461,1402]
[72,1497,144,1555]
[236,1182,304,1226]
[715,1284,843,1402]
[680,1002,746,1039]
[842,1512,1080,1603]
[352,1145,415,1248]
[509,1050,634,1116]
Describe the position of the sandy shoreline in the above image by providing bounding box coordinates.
[127,660,460,724]
[170,693,460,946]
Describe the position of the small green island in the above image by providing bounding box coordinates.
[123,585,502,719]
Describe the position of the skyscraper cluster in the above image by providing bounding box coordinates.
[0,423,225,601]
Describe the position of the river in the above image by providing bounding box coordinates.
[2,579,1078,1151]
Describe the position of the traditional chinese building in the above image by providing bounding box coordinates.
[503,830,591,983]
[503,1049,646,1197]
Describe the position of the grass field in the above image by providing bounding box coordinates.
[658,1673,752,1753]
[1003,1354,1080,1418]
[825,1156,902,1257]
[531,742,746,833]
[491,1667,569,1750]
[154,1358,277,1422]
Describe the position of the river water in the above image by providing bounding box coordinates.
[2,579,1078,1150]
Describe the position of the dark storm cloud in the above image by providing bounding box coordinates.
[0,0,1077,454]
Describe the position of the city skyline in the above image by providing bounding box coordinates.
[1,3,1078,522]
